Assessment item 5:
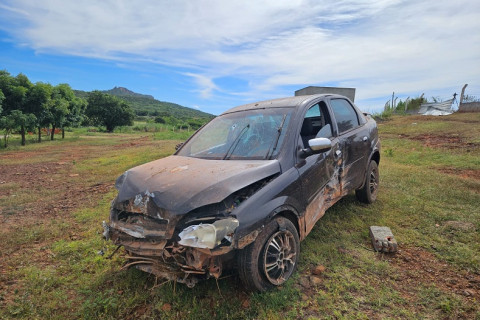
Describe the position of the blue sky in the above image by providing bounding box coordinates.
[1,0,479,115]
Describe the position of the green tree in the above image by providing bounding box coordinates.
[48,84,83,140]
[63,96,87,138]
[26,82,53,142]
[0,70,12,116]
[0,114,14,147]
[1,73,33,113]
[0,89,4,115]
[86,91,134,132]
[0,110,36,147]
[0,71,37,145]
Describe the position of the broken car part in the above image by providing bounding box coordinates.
[178,218,239,249]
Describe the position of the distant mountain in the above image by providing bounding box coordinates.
[74,87,214,120]
[104,86,154,100]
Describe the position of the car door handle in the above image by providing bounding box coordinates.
[335,150,342,158]
[363,136,368,142]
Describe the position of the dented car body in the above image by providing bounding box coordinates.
[104,94,380,291]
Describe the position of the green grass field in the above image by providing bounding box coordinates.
[1,113,479,319]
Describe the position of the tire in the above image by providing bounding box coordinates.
[237,217,300,292]
[355,160,379,204]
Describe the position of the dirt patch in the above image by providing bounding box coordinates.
[0,159,113,234]
[114,135,152,149]
[438,167,480,180]
[384,247,480,301]
[397,134,479,150]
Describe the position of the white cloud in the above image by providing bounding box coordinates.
[1,0,479,110]
[184,72,219,99]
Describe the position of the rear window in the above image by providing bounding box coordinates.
[330,99,360,133]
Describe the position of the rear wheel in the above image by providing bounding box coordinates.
[237,217,299,291]
[355,160,379,204]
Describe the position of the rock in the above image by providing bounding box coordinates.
[312,265,326,275]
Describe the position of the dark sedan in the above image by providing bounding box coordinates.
[104,94,380,291]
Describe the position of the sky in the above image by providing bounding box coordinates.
[0,0,479,115]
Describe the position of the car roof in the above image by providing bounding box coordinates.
[221,94,339,115]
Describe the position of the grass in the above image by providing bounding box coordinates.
[1,112,479,319]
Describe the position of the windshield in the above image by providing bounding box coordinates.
[177,108,292,160]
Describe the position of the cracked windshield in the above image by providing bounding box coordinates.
[178,108,292,160]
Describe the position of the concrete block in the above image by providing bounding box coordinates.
[369,226,398,253]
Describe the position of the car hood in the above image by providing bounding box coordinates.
[115,155,281,214]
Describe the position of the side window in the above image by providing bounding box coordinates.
[300,101,333,147]
[304,104,320,118]
[330,99,360,134]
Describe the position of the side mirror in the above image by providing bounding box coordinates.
[299,137,332,159]
[308,137,332,153]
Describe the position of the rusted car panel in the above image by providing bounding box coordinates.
[104,94,380,290]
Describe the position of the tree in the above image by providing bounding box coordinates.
[25,82,52,142]
[0,71,37,146]
[0,110,36,147]
[0,89,4,115]
[0,114,14,147]
[2,73,33,113]
[63,96,87,138]
[86,91,134,132]
[48,84,78,140]
[0,71,13,117]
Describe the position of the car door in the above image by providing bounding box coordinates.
[295,100,342,236]
[328,98,370,191]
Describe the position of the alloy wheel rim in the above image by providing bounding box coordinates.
[263,230,296,285]
[369,168,378,194]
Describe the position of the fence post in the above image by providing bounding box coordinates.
[459,84,468,105]
[391,92,395,111]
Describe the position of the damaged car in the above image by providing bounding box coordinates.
[103,94,380,291]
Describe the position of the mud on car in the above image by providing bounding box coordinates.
[103,94,380,291]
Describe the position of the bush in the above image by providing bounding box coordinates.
[154,116,165,124]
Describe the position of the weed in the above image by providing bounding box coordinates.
[384,148,394,157]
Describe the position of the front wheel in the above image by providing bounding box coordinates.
[355,160,379,204]
[237,217,300,291]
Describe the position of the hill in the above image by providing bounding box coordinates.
[104,86,154,100]
[74,87,214,120]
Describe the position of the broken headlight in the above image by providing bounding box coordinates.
[178,217,239,249]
